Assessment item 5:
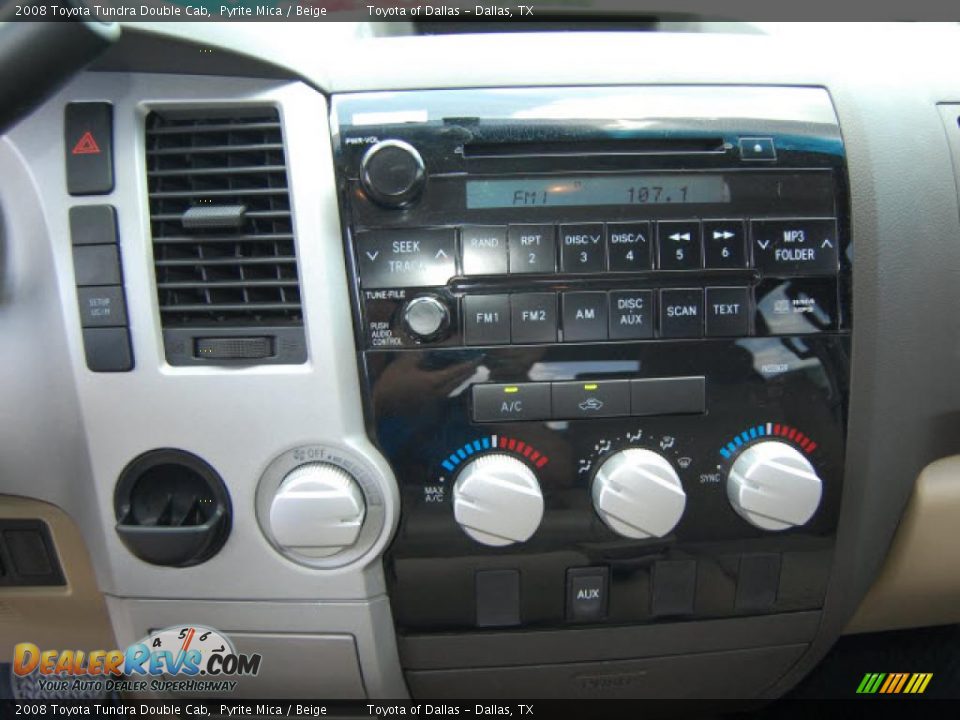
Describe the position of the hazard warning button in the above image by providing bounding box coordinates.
[65,102,113,195]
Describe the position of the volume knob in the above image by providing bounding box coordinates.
[452,454,544,547]
[726,441,822,531]
[359,139,426,208]
[591,448,686,539]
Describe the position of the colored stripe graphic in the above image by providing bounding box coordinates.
[856,672,932,694]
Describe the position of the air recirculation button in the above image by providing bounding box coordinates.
[114,449,232,567]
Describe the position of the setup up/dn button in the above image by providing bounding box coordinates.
[473,383,551,423]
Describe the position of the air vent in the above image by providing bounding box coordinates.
[145,107,306,365]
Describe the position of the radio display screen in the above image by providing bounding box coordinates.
[466,174,731,209]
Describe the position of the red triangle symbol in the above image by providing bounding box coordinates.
[71,131,101,155]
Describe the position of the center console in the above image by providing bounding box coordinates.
[332,86,850,697]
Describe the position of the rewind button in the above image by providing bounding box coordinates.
[657,220,702,270]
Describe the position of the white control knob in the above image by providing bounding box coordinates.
[727,441,822,531]
[452,454,544,547]
[591,448,686,539]
[269,463,366,557]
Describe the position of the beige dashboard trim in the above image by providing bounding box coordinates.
[0,496,115,659]
[846,456,960,634]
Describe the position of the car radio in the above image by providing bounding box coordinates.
[331,87,850,642]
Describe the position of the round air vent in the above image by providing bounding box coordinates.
[114,449,231,567]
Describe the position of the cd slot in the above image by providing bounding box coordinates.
[463,137,726,158]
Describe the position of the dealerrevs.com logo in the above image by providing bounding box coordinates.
[13,625,262,694]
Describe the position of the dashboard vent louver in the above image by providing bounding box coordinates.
[146,107,301,328]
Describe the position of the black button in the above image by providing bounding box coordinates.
[508,225,556,274]
[65,103,114,195]
[70,205,117,246]
[567,567,609,622]
[473,383,551,422]
[476,569,521,627]
[3,530,53,576]
[657,220,701,270]
[510,293,557,343]
[77,286,127,328]
[552,380,629,420]
[562,292,608,342]
[751,218,839,276]
[736,553,781,611]
[706,287,751,337]
[659,288,703,338]
[630,377,705,416]
[609,290,654,340]
[703,219,746,269]
[461,225,508,275]
[195,337,274,360]
[559,223,605,273]
[651,560,697,617]
[755,278,838,335]
[82,327,133,372]
[356,228,456,288]
[607,222,652,271]
[73,245,122,286]
[740,137,777,161]
[463,295,510,345]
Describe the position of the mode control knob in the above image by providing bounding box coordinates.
[403,295,450,341]
[269,462,366,557]
[359,139,426,208]
[452,454,544,547]
[727,440,823,531]
[591,448,686,539]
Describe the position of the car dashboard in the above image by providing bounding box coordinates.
[1,19,960,701]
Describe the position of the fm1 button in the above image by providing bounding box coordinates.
[472,383,551,423]
[567,567,609,622]
[706,287,751,337]
[463,295,510,345]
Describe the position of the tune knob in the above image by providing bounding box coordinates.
[591,448,687,539]
[726,441,822,531]
[359,139,426,208]
[268,463,366,557]
[452,454,544,547]
[403,295,450,341]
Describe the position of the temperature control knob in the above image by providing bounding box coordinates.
[452,454,544,547]
[591,448,686,539]
[727,441,822,531]
[359,139,426,208]
[269,463,366,557]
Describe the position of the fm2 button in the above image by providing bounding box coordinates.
[473,383,551,423]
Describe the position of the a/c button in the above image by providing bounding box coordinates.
[473,383,551,423]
